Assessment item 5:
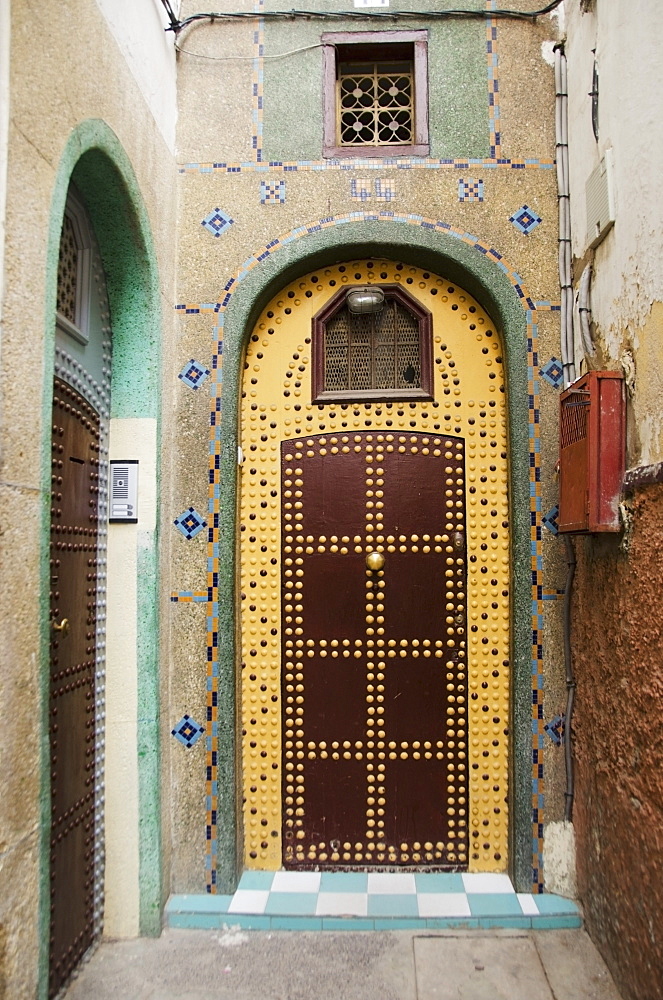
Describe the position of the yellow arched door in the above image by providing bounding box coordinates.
[240,260,510,872]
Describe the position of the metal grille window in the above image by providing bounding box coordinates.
[57,215,79,324]
[323,31,429,158]
[313,285,433,402]
[338,60,413,146]
[55,191,92,345]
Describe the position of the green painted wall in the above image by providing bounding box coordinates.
[262,1,489,162]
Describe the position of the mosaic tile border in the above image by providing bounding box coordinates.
[486,0,502,159]
[178,156,555,175]
[173,210,546,894]
[252,0,264,163]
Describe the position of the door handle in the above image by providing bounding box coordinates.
[366,551,385,571]
[51,617,70,635]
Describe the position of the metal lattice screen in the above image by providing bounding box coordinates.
[324,300,421,392]
[338,60,413,146]
[57,214,78,324]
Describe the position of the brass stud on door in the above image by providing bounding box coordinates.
[366,551,385,571]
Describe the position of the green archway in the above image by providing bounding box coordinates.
[39,120,162,998]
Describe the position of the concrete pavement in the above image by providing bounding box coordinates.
[64,927,623,1000]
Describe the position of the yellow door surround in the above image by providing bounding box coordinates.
[239,260,510,872]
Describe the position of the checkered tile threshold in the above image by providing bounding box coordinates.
[166,872,580,931]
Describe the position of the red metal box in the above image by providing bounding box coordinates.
[558,370,625,533]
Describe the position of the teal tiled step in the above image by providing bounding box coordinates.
[165,871,581,932]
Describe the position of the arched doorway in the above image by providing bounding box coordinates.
[48,185,111,996]
[40,123,163,997]
[238,259,510,872]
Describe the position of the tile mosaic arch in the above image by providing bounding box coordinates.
[172,211,550,894]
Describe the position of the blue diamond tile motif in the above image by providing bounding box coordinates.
[261,180,286,204]
[458,179,484,202]
[174,507,207,540]
[544,714,565,746]
[542,504,560,535]
[509,204,542,234]
[540,357,564,389]
[178,359,211,390]
[201,208,234,237]
[172,714,205,749]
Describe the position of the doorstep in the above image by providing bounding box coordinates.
[166,871,580,931]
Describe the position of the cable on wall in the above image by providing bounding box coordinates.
[162,1,564,34]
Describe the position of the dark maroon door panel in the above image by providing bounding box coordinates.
[282,432,468,868]
[49,379,99,997]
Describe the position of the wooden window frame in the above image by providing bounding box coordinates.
[312,284,434,403]
[322,30,429,159]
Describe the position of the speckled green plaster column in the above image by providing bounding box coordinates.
[213,219,532,893]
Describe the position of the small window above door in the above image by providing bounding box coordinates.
[322,30,429,158]
[312,285,433,403]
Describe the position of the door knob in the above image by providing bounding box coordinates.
[366,551,385,571]
[51,617,70,635]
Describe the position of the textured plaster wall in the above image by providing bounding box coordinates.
[172,2,566,894]
[563,4,663,995]
[572,488,663,1000]
[0,1,176,995]
[566,1,663,465]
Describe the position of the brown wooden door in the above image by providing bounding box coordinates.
[281,431,468,868]
[49,379,100,997]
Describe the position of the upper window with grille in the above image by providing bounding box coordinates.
[312,285,433,403]
[322,31,429,158]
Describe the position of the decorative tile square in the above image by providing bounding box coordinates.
[367,872,417,894]
[265,892,319,915]
[237,871,275,891]
[509,204,542,234]
[458,178,484,202]
[531,893,579,915]
[375,179,396,202]
[544,714,566,746]
[517,893,540,915]
[315,892,368,916]
[350,178,372,202]
[260,180,286,204]
[227,889,270,914]
[271,871,321,893]
[368,893,419,917]
[174,507,208,540]
[415,872,465,893]
[320,872,368,892]
[542,504,560,535]
[171,714,205,749]
[178,359,211,390]
[201,208,234,237]
[468,893,523,916]
[540,357,564,388]
[417,893,472,918]
[462,873,515,894]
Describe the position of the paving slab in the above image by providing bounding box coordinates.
[414,934,552,999]
[63,927,623,1000]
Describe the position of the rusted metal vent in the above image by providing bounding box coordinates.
[558,370,625,533]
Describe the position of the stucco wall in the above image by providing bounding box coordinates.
[572,487,663,1000]
[566,0,663,465]
[0,1,177,995]
[564,3,663,996]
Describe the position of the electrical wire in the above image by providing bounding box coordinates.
[164,1,564,33]
[175,40,324,61]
